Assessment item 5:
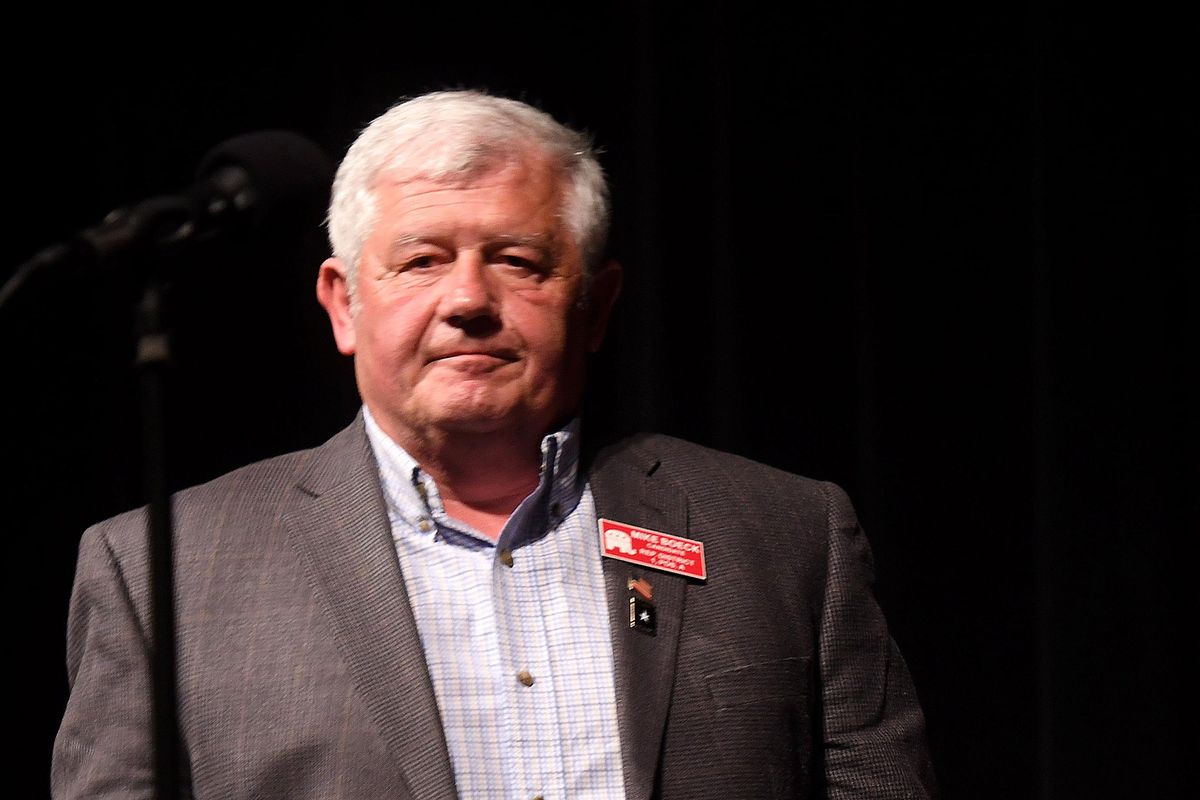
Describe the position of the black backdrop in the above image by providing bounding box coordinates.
[5,4,1193,798]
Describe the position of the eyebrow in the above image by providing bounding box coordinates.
[487,233,559,252]
[385,232,560,254]
[385,234,436,252]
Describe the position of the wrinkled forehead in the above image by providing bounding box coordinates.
[364,148,577,258]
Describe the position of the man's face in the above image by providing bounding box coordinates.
[318,154,619,449]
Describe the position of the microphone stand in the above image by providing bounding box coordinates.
[135,269,181,800]
[5,131,332,799]
[5,196,198,799]
[109,197,197,800]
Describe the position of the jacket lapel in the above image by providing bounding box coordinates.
[589,439,691,800]
[282,419,458,800]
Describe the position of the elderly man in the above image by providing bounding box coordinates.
[53,91,937,799]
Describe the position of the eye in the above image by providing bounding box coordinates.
[493,248,551,278]
[499,254,536,270]
[407,255,438,270]
[387,252,448,275]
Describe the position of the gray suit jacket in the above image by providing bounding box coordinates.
[53,418,936,799]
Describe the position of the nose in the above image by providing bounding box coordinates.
[440,253,501,336]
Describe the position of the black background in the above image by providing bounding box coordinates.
[5,4,1194,798]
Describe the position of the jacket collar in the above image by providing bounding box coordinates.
[589,436,691,800]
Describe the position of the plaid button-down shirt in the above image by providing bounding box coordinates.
[365,408,626,799]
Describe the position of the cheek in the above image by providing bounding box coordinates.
[510,284,581,335]
[355,303,428,367]
[522,314,591,385]
[512,305,571,356]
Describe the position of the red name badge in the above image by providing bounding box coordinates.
[599,518,707,580]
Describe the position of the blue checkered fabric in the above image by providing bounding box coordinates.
[364,408,626,799]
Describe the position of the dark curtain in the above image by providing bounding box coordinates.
[5,4,1192,798]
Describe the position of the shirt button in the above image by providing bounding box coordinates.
[532,796,544,800]
[417,518,433,533]
[516,669,534,687]
[498,548,514,568]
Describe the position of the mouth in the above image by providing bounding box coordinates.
[427,349,519,370]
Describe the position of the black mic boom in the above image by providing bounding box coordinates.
[84,130,333,260]
[2,131,332,307]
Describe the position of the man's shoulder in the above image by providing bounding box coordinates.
[595,432,822,486]
[589,433,861,566]
[173,441,322,508]
[84,418,368,548]
[592,432,848,517]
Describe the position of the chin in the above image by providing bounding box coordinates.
[422,396,526,434]
[400,382,569,440]
[432,401,569,441]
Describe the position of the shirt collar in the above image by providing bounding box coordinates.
[363,405,584,548]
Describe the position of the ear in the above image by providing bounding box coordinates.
[585,259,623,352]
[316,257,357,355]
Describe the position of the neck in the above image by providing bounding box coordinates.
[381,419,556,540]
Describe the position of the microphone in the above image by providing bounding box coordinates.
[84,130,334,260]
[2,131,333,307]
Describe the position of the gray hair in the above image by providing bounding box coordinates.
[327,90,610,299]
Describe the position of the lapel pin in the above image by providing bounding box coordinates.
[629,596,657,635]
[627,575,653,601]
[600,518,707,580]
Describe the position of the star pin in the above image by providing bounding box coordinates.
[628,596,657,636]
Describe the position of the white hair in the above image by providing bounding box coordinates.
[327,90,610,300]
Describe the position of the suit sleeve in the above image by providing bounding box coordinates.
[51,521,186,799]
[817,482,938,799]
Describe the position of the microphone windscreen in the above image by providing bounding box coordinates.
[196,130,334,231]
